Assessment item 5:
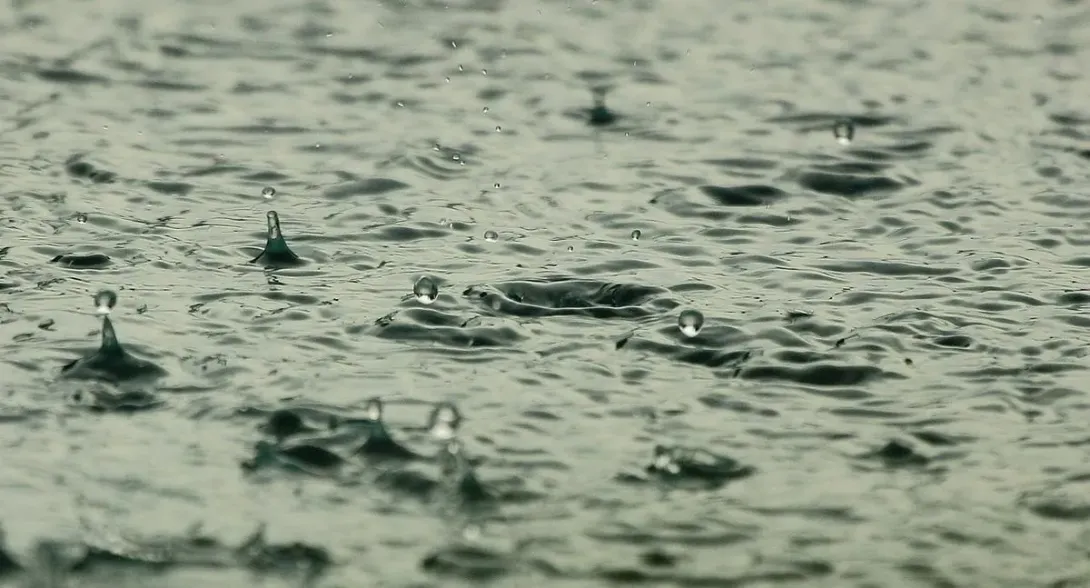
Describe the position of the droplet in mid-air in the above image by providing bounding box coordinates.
[365,397,385,422]
[76,213,88,224]
[587,86,618,126]
[631,229,642,241]
[428,402,463,441]
[261,186,276,199]
[483,230,498,242]
[833,119,854,145]
[93,290,118,316]
[678,309,705,338]
[413,276,439,304]
[250,211,303,268]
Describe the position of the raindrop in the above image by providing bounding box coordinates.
[458,64,464,72]
[493,182,501,189]
[631,229,641,241]
[413,276,439,304]
[76,213,88,223]
[483,230,498,242]
[833,119,854,145]
[93,290,118,316]
[365,397,385,422]
[261,186,276,199]
[566,245,574,252]
[482,106,489,113]
[428,402,463,441]
[678,309,704,338]
[444,76,451,83]
[481,69,487,76]
[495,126,502,132]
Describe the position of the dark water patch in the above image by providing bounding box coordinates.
[322,178,410,198]
[700,184,787,207]
[49,253,111,269]
[359,308,527,348]
[64,155,116,183]
[36,67,109,85]
[795,168,911,198]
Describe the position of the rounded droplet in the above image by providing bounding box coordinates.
[483,230,498,242]
[266,211,282,240]
[678,309,704,338]
[428,402,463,441]
[413,276,439,304]
[261,186,276,199]
[630,229,641,241]
[93,290,117,316]
[833,119,854,145]
[365,397,384,422]
[76,213,88,224]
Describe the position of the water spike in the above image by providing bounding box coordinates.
[98,315,123,354]
[250,210,302,267]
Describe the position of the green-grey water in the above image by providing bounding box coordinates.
[3,0,1090,586]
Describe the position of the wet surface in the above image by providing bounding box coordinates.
[2,0,1090,585]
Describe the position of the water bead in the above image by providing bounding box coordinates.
[365,397,385,421]
[93,290,118,316]
[631,229,641,241]
[413,276,439,304]
[261,186,276,199]
[428,402,463,441]
[483,230,499,242]
[833,119,854,145]
[678,309,704,338]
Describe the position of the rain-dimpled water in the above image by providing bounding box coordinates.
[1,0,1089,586]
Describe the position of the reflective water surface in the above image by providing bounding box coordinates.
[3,0,1090,585]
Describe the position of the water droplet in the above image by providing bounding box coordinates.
[266,211,283,240]
[261,186,276,199]
[566,245,574,252]
[483,230,498,242]
[365,397,384,421]
[833,119,854,145]
[451,41,457,49]
[482,106,489,113]
[493,182,501,189]
[444,76,451,83]
[631,229,642,240]
[495,126,502,132]
[481,69,487,75]
[396,101,404,108]
[458,64,464,72]
[93,290,118,316]
[76,213,88,223]
[428,402,462,440]
[678,309,704,338]
[413,276,439,304]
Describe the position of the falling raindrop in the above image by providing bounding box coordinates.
[482,106,489,113]
[678,309,704,338]
[833,119,854,145]
[483,230,498,242]
[413,276,439,304]
[495,126,502,132]
[631,229,642,241]
[76,213,88,223]
[93,290,118,316]
[261,186,276,199]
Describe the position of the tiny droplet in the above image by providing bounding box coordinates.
[678,309,704,338]
[631,229,641,241]
[76,213,88,223]
[483,230,498,242]
[413,276,439,304]
[261,186,276,199]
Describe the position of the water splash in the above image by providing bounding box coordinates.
[60,290,167,383]
[250,211,303,267]
[356,397,419,460]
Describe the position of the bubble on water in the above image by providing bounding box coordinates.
[631,229,641,241]
[483,230,498,242]
[833,119,854,145]
[678,309,704,338]
[261,186,276,199]
[428,402,463,441]
[413,276,439,304]
[93,290,118,316]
